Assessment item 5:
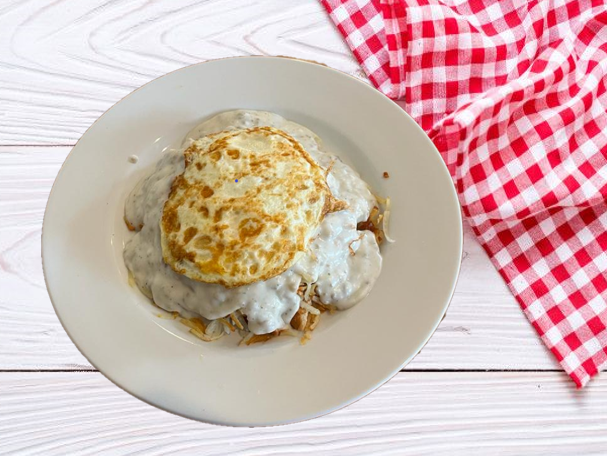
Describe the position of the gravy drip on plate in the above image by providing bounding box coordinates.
[124,110,382,335]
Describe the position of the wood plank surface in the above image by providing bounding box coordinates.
[1,0,605,453]
[0,0,360,146]
[1,372,606,455]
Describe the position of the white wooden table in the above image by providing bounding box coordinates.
[1,1,606,454]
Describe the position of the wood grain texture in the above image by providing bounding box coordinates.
[2,0,605,452]
[0,0,362,145]
[1,372,606,455]
[0,146,558,371]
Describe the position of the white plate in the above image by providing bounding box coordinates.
[43,56,462,427]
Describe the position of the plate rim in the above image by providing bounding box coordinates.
[42,55,463,427]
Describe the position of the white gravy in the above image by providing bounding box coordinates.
[124,110,382,335]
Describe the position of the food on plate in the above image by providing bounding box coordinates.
[124,110,390,344]
[161,126,347,287]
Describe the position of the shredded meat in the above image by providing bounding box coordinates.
[179,272,336,346]
[290,307,309,331]
[356,206,385,245]
[305,313,320,331]
[246,330,282,345]
[357,220,375,231]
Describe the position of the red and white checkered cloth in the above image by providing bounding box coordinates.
[321,0,607,387]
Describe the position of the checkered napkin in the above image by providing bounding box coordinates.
[321,0,607,387]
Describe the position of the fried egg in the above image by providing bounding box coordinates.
[160,126,347,288]
[124,110,383,336]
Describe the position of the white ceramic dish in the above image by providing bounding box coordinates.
[43,56,462,427]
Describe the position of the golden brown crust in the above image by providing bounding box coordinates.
[180,317,207,333]
[290,307,309,331]
[124,216,137,231]
[357,206,385,244]
[160,127,347,288]
[306,313,320,331]
[245,330,282,345]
